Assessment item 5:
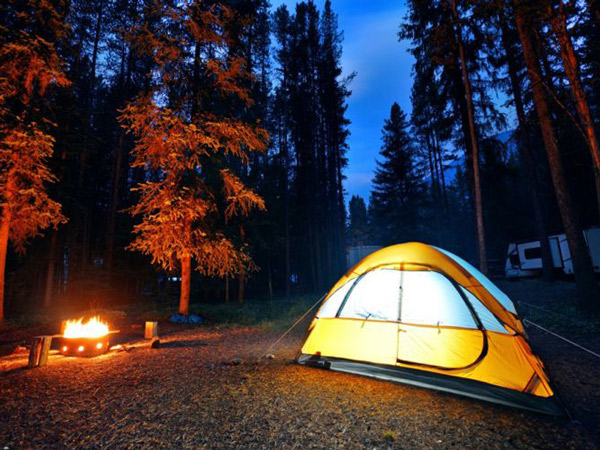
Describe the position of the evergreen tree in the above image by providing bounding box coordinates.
[120,1,268,315]
[402,0,506,271]
[347,195,369,246]
[370,103,424,246]
[513,0,600,312]
[272,1,351,292]
[0,0,70,321]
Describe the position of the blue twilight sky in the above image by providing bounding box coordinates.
[270,0,413,201]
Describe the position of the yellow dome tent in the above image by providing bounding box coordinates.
[298,243,563,415]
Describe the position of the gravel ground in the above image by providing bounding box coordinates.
[1,280,599,449]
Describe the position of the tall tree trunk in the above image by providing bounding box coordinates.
[452,0,488,274]
[0,210,10,322]
[426,132,443,242]
[106,133,124,271]
[514,0,600,311]
[179,254,191,316]
[434,133,449,212]
[44,230,58,307]
[499,9,554,281]
[90,0,105,92]
[285,204,291,297]
[547,0,600,223]
[267,250,273,300]
[0,172,14,322]
[238,272,245,305]
[225,274,230,303]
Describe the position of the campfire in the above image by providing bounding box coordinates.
[59,317,118,357]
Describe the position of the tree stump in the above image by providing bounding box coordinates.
[144,321,158,339]
[28,336,52,368]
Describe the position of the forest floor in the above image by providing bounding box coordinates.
[0,279,600,449]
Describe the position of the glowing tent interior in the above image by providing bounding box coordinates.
[298,242,563,415]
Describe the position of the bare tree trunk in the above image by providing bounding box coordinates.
[499,9,554,281]
[514,0,600,312]
[44,230,58,307]
[106,133,124,272]
[547,0,600,223]
[452,0,487,274]
[179,254,191,316]
[283,132,291,298]
[0,171,14,322]
[90,0,105,90]
[267,250,273,300]
[0,211,10,322]
[433,132,449,212]
[426,132,443,242]
[225,274,229,303]
[237,272,245,305]
[285,210,291,297]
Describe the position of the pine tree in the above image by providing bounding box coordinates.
[120,1,268,316]
[513,0,600,312]
[494,0,555,281]
[347,195,369,246]
[544,0,600,224]
[402,0,505,272]
[272,1,351,292]
[370,103,424,245]
[0,0,70,321]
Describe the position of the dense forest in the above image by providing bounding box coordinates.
[1,0,600,320]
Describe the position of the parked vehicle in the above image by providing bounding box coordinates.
[505,227,600,278]
[346,245,382,270]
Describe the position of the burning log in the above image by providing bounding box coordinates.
[59,317,119,357]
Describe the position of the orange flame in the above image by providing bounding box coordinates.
[63,317,109,338]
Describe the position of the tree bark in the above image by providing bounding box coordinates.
[514,0,600,311]
[452,0,488,274]
[547,0,600,223]
[499,9,554,281]
[267,250,273,300]
[0,171,16,322]
[0,210,9,323]
[237,272,245,305]
[44,229,58,307]
[179,255,191,316]
[106,133,124,271]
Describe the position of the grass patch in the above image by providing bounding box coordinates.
[0,294,322,334]
[382,430,396,441]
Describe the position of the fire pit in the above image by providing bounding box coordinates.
[59,317,119,357]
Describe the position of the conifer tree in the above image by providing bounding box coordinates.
[347,195,369,246]
[0,0,69,321]
[120,1,267,316]
[370,103,423,245]
[513,0,600,312]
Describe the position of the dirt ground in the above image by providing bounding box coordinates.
[1,280,600,449]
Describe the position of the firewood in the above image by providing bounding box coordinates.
[144,321,158,339]
[28,336,52,368]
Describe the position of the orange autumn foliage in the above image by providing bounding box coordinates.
[0,1,69,252]
[120,1,268,280]
[0,0,69,320]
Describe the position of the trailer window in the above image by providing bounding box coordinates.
[523,247,541,260]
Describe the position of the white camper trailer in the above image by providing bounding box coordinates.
[505,227,600,278]
[346,245,382,269]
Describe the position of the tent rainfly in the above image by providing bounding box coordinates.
[298,243,563,415]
